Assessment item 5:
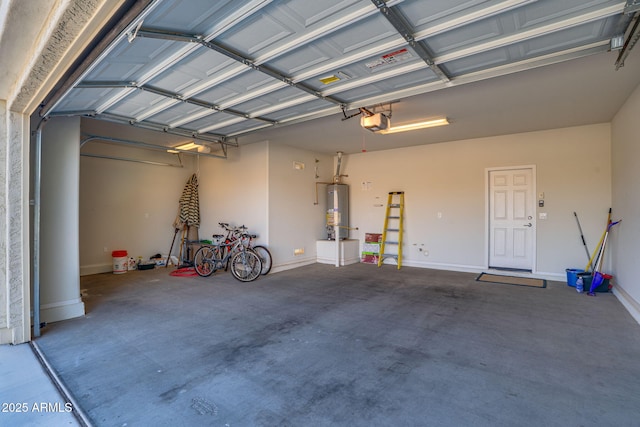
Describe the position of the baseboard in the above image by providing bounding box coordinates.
[613,285,640,325]
[317,256,360,266]
[530,271,565,281]
[40,299,85,323]
[401,260,565,282]
[402,259,485,274]
[270,258,316,274]
[80,263,112,276]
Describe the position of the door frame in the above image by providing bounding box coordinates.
[484,165,537,273]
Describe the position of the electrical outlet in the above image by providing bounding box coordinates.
[103,247,108,253]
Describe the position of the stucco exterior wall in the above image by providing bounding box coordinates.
[0,0,127,344]
[0,103,30,344]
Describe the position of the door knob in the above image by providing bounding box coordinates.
[524,223,532,227]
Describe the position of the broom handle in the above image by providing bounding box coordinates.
[594,233,609,273]
[586,231,606,272]
[591,220,620,274]
[574,212,592,269]
[165,228,179,268]
[585,208,612,272]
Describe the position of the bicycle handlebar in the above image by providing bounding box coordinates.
[218,223,250,233]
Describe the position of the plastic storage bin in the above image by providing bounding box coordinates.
[578,272,612,293]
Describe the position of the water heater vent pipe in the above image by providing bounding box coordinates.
[334,151,347,183]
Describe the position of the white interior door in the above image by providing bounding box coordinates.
[489,168,535,270]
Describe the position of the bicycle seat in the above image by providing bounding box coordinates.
[211,234,224,239]
[249,234,257,238]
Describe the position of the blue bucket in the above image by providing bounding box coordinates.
[566,268,584,287]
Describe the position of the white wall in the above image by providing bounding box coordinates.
[197,141,268,243]
[79,140,269,273]
[78,139,335,275]
[40,117,84,322]
[79,123,613,282]
[79,140,196,274]
[611,82,640,323]
[268,143,333,271]
[340,124,611,278]
[170,140,336,272]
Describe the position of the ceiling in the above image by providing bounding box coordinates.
[44,0,640,155]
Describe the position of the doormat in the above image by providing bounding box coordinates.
[476,273,546,288]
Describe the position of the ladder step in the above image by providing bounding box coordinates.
[379,191,404,269]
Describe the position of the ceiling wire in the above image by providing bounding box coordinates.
[361,127,367,153]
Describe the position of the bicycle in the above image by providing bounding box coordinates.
[217,223,272,275]
[193,234,262,282]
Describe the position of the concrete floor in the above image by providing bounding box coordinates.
[34,263,640,426]
[0,343,80,426]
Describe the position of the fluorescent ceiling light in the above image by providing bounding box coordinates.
[167,141,198,153]
[379,118,449,134]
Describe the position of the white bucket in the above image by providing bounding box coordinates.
[112,250,128,274]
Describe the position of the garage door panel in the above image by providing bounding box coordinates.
[267,13,399,78]
[53,88,124,113]
[106,91,168,118]
[84,38,178,82]
[148,49,241,95]
[144,0,252,35]
[259,99,335,122]
[145,102,212,125]
[216,0,375,59]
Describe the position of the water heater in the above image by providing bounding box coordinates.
[326,184,349,240]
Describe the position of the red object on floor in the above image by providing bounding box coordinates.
[170,267,199,277]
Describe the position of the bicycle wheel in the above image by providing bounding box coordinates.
[193,246,216,277]
[252,245,272,275]
[229,250,262,282]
